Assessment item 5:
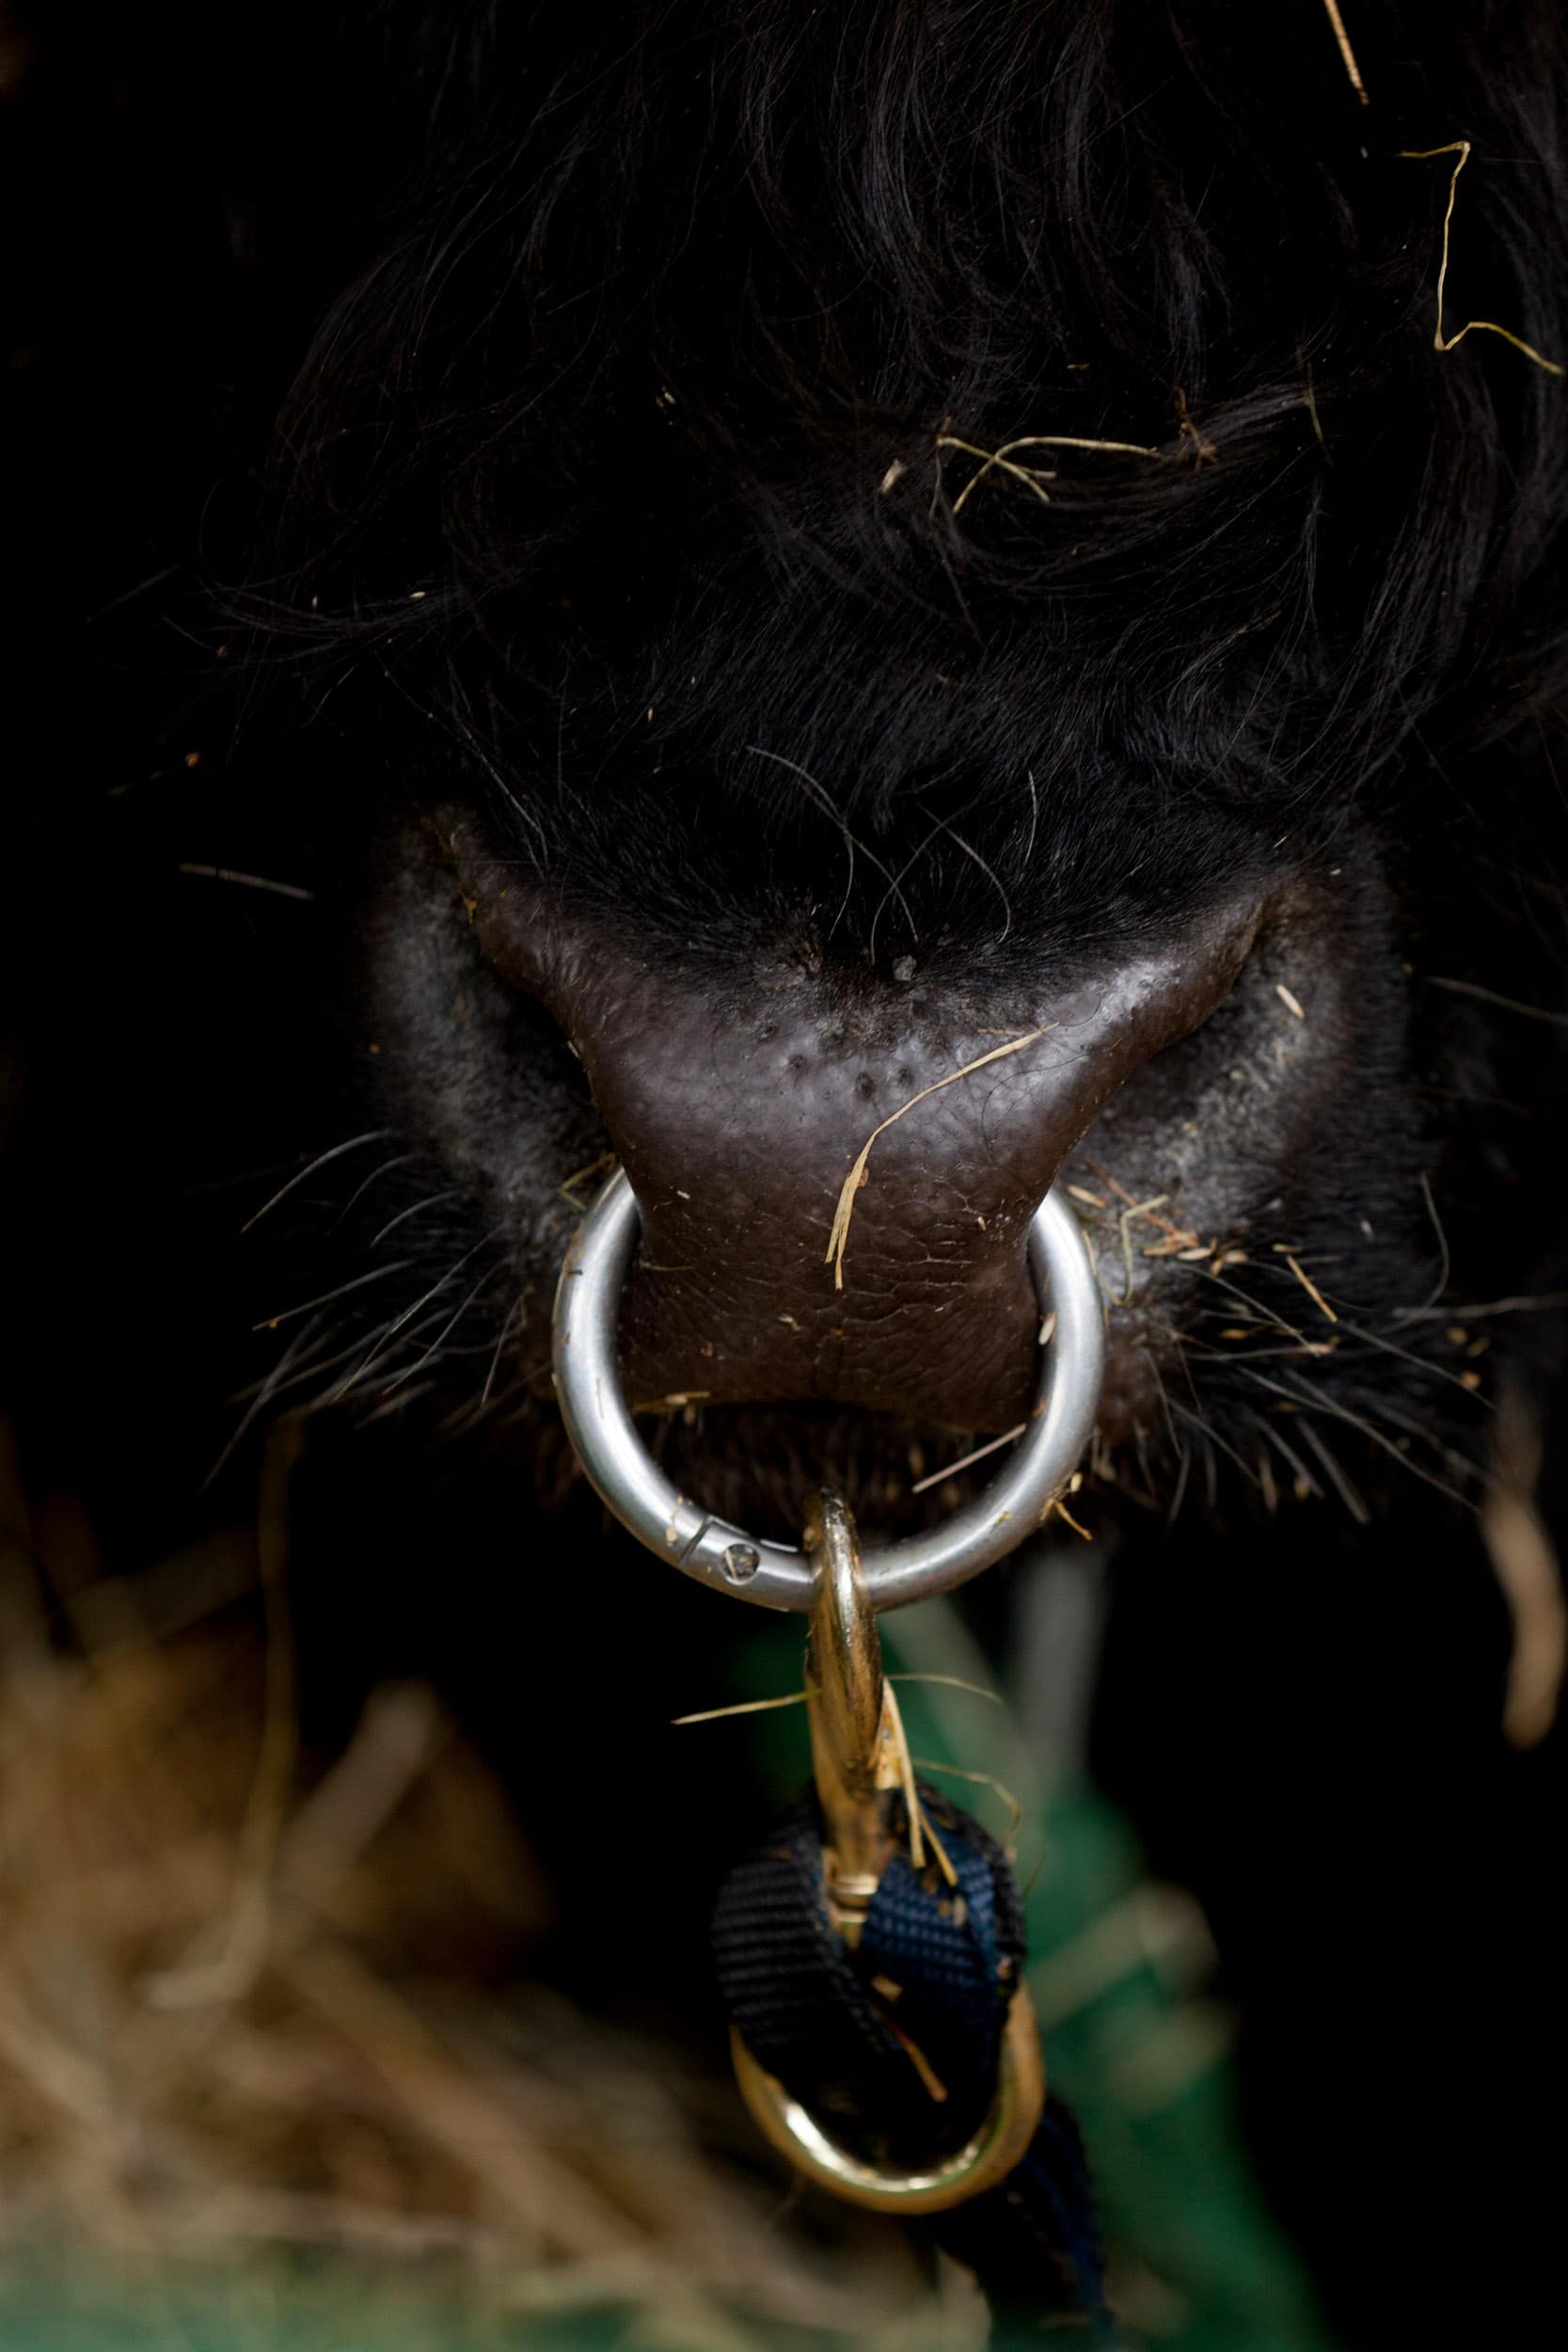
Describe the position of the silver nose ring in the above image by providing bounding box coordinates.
[550,1167,1105,1613]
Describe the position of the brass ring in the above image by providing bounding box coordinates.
[729,1983,1046,2215]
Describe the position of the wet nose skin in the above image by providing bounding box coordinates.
[492,887,1264,1430]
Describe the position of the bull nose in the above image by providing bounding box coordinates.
[477,875,1262,1429]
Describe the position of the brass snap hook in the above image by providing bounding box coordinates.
[729,1489,1047,2214]
[800,1487,900,1946]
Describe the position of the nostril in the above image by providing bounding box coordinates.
[446,805,1270,1428]
[576,922,1278,1430]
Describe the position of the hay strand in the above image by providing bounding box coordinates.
[937,432,1164,516]
[1320,1,1369,104]
[825,1027,1053,1288]
[1284,1253,1338,1324]
[1400,142,1563,376]
[888,1673,1002,1704]
[910,1757,1024,1851]
[671,1692,808,1725]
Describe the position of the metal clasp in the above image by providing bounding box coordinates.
[729,1489,1048,2214]
[800,1487,900,1944]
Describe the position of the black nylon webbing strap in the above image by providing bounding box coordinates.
[713,1784,1113,2337]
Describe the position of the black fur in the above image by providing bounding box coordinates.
[6,5,1568,2342]
[237,0,1568,1516]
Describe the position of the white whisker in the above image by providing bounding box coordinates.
[240,1132,393,1232]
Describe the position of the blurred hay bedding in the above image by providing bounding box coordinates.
[0,1424,955,2352]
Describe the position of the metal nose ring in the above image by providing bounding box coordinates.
[550,1167,1105,1613]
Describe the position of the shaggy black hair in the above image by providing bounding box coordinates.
[266,0,1568,819]
[188,0,1568,1501]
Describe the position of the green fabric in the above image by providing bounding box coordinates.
[887,1598,1344,2352]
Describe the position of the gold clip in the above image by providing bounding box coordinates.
[800,1486,900,1947]
[730,1486,1047,2213]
